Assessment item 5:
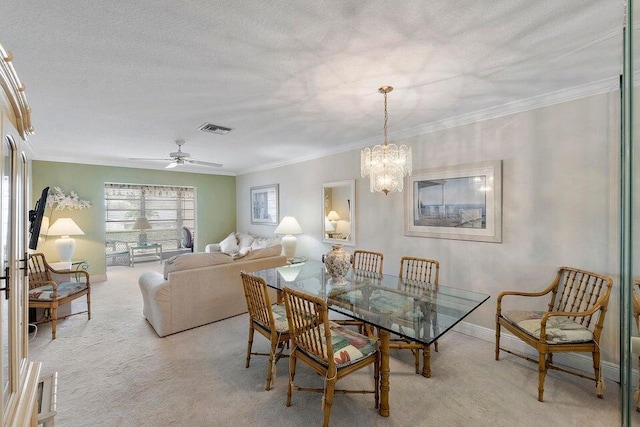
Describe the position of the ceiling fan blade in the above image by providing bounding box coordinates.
[165,162,178,169]
[185,159,223,168]
[128,157,172,162]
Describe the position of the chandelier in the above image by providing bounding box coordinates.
[360,86,412,195]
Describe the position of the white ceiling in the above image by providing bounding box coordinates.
[0,1,625,175]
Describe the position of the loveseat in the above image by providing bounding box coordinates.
[138,233,286,337]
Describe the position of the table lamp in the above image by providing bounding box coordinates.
[327,210,341,226]
[324,216,335,237]
[133,217,151,245]
[47,218,84,261]
[274,216,303,261]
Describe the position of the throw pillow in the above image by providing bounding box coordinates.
[219,232,239,254]
[205,243,221,253]
[251,238,268,250]
[237,233,255,248]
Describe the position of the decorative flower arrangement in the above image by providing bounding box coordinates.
[46,187,92,210]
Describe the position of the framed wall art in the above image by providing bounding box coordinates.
[250,184,279,225]
[404,160,502,242]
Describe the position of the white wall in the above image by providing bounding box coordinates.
[237,91,621,364]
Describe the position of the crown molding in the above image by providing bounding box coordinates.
[239,76,620,175]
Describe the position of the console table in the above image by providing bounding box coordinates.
[129,243,163,267]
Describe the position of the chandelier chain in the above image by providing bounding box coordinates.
[383,91,388,146]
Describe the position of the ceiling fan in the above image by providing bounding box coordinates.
[129,139,222,169]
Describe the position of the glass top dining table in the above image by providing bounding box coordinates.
[254,260,490,417]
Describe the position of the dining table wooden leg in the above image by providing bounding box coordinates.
[378,329,390,417]
[422,345,431,378]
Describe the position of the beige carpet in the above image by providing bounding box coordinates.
[28,263,621,426]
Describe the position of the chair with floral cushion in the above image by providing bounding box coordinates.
[495,266,613,401]
[282,286,379,427]
[240,271,290,391]
[388,256,440,377]
[28,253,91,340]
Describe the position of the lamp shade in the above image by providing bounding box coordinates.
[47,218,84,236]
[327,211,341,221]
[324,217,335,232]
[133,217,151,230]
[274,216,303,235]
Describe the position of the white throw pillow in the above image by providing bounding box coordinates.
[237,233,255,248]
[251,238,268,250]
[205,243,221,253]
[219,232,239,254]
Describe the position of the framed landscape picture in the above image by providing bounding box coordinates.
[404,160,502,242]
[250,184,279,225]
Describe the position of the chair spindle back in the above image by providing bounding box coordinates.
[283,286,333,367]
[240,272,275,329]
[28,253,53,289]
[399,257,439,284]
[549,267,613,332]
[352,250,384,275]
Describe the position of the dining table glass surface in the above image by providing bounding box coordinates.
[254,260,490,346]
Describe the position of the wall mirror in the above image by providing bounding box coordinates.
[322,179,355,247]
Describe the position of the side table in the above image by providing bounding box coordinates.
[129,243,163,267]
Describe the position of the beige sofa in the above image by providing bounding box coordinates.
[138,245,286,337]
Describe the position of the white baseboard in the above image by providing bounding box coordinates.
[452,321,622,384]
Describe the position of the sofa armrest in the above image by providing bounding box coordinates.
[139,271,168,296]
[138,271,173,336]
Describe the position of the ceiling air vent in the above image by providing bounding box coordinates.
[198,123,233,135]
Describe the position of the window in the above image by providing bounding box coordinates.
[105,183,195,250]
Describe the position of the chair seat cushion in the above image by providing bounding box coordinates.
[29,282,87,301]
[270,303,289,333]
[503,310,594,344]
[312,322,378,367]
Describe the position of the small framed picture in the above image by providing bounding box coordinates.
[250,184,279,225]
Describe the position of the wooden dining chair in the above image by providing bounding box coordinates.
[28,253,91,340]
[335,249,384,334]
[390,256,440,377]
[495,266,613,401]
[352,249,383,275]
[282,286,379,427]
[240,272,290,391]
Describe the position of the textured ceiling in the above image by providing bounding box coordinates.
[0,1,625,175]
